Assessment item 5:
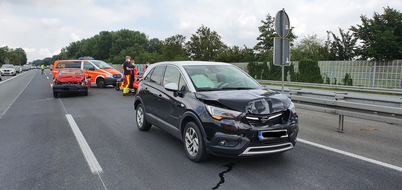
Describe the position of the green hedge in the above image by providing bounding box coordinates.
[248,59,323,83]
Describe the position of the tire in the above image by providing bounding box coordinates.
[183,122,208,162]
[96,78,106,88]
[83,91,88,96]
[135,103,151,131]
[53,91,58,98]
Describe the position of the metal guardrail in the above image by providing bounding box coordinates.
[259,80,402,95]
[280,88,402,132]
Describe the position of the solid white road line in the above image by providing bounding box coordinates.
[0,71,34,120]
[298,138,402,173]
[0,71,28,84]
[66,114,103,174]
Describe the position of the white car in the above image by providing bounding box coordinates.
[0,64,17,76]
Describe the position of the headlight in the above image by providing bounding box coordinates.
[206,105,242,120]
[289,101,296,114]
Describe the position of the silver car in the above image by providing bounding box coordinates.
[0,64,17,76]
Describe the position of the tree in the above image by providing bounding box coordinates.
[13,48,28,65]
[327,28,358,60]
[93,31,113,60]
[66,41,81,59]
[291,34,330,61]
[161,34,188,61]
[0,47,28,65]
[77,38,96,58]
[108,29,149,64]
[254,13,297,58]
[291,59,323,83]
[215,45,256,63]
[42,57,52,66]
[147,38,162,54]
[350,7,402,60]
[186,25,226,61]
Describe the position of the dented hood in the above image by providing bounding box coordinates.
[195,89,291,114]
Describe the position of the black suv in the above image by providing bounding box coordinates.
[134,61,298,162]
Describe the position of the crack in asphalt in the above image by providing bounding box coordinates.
[212,163,235,189]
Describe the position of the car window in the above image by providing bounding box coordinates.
[178,75,188,91]
[150,66,166,85]
[184,65,260,91]
[83,62,95,70]
[56,61,81,69]
[163,66,181,85]
[91,60,112,69]
[191,74,216,89]
[143,68,153,81]
[2,64,14,68]
[163,66,188,91]
[58,69,83,75]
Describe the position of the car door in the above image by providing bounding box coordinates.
[141,65,166,123]
[160,65,188,134]
[83,61,97,84]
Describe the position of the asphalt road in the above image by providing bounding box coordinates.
[0,69,401,190]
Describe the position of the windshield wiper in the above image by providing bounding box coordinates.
[197,87,218,91]
[221,87,256,90]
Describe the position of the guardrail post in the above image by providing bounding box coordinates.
[335,92,347,100]
[289,88,301,96]
[335,92,347,132]
[338,115,344,133]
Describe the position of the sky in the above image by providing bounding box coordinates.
[1,0,401,62]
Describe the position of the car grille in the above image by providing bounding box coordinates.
[246,110,290,127]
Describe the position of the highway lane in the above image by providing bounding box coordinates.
[0,69,401,189]
[0,70,105,189]
[0,71,34,119]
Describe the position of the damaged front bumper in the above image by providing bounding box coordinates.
[204,111,299,157]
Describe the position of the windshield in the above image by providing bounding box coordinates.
[183,64,260,91]
[91,60,112,69]
[2,65,14,68]
[58,68,83,75]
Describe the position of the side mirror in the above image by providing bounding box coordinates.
[88,67,95,71]
[164,83,179,91]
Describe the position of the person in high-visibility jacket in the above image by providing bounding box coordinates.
[40,64,45,74]
[122,57,135,95]
[129,59,138,93]
[120,56,130,90]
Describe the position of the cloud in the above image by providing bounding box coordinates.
[1,0,402,62]
[40,18,60,26]
[38,48,52,57]
[70,33,81,42]
[23,47,36,53]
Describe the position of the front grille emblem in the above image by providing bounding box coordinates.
[259,113,282,124]
[260,116,269,123]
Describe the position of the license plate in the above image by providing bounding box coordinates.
[116,78,122,82]
[258,130,288,140]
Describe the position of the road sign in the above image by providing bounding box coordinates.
[275,9,290,38]
[273,37,290,66]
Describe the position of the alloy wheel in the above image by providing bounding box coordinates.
[136,106,144,127]
[185,127,199,157]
